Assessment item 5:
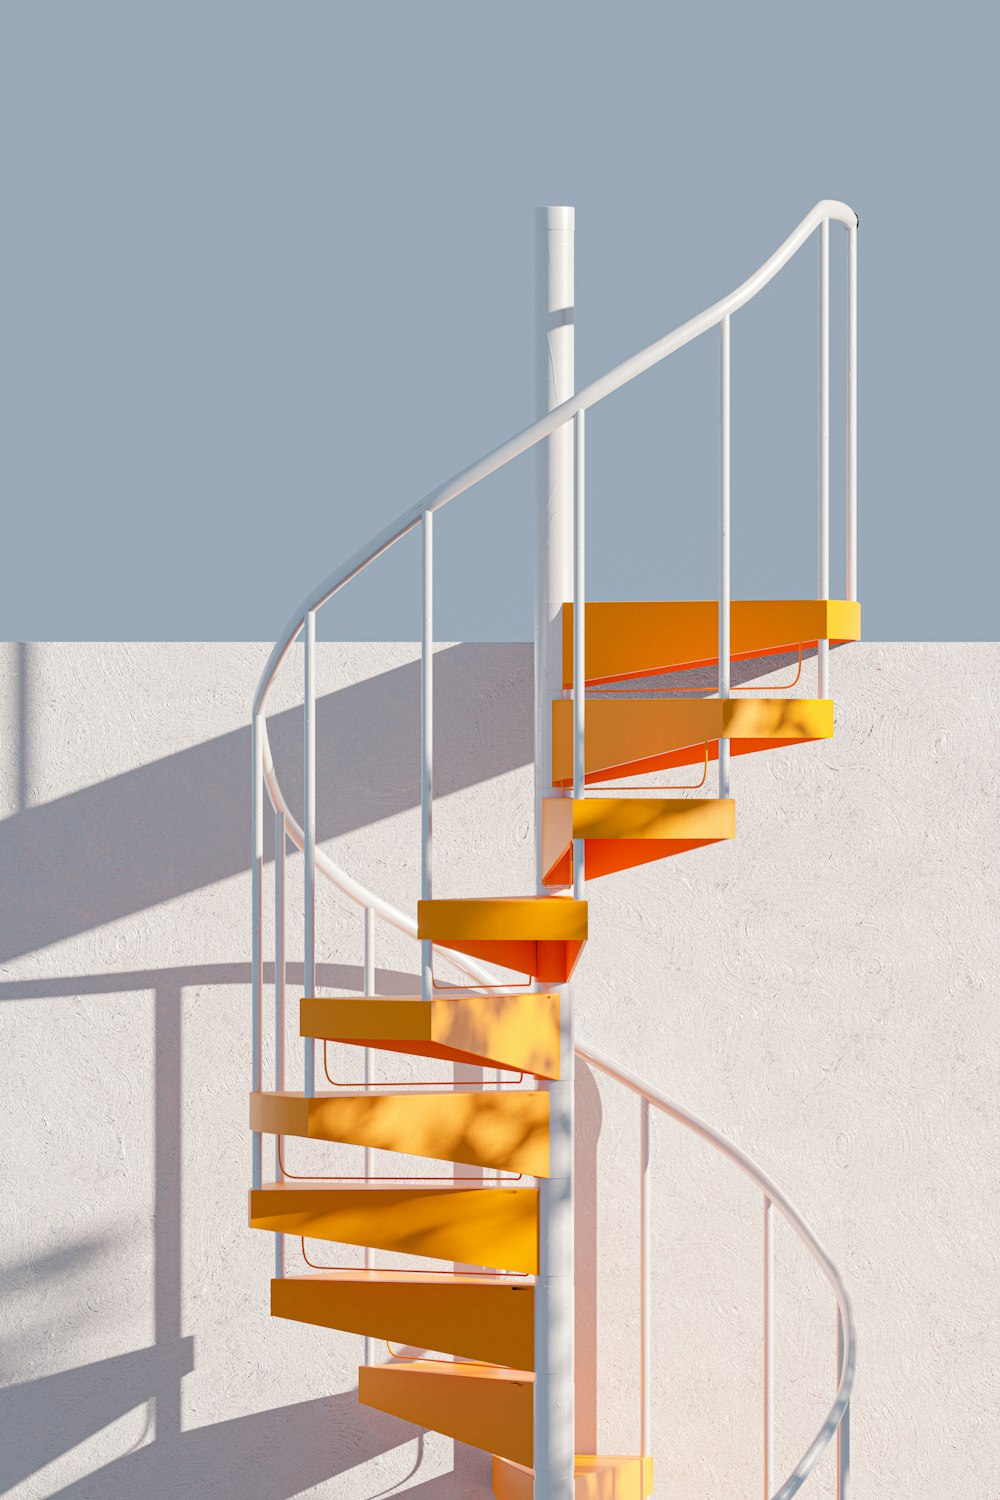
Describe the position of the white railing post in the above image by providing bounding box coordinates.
[846,221,858,604]
[640,1096,651,1461]
[274,809,286,1277]
[763,1194,774,1499]
[534,203,576,1500]
[818,218,831,699]
[251,714,264,1190]
[421,511,434,1001]
[718,314,731,799]
[573,409,586,828]
[363,904,375,1365]
[837,1309,851,1500]
[303,609,317,1097]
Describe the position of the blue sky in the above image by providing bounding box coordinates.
[2,2,997,641]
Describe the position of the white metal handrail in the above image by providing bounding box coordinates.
[251,198,859,1498]
[578,1038,855,1500]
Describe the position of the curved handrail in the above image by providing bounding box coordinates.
[578,1037,856,1500]
[253,198,856,719]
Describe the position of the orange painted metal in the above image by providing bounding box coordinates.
[249,1181,539,1273]
[542,796,736,886]
[561,598,860,686]
[250,1087,550,1177]
[552,696,834,786]
[299,993,561,1079]
[418,897,588,982]
[272,1271,534,1369]
[360,1360,535,1467]
[493,1454,655,1499]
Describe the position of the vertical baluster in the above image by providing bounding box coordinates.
[640,1097,651,1461]
[837,1308,851,1500]
[763,1194,774,1499]
[718,315,731,799]
[363,904,375,1365]
[573,409,586,893]
[274,809,286,1277]
[303,610,317,1096]
[846,221,858,604]
[251,715,264,1190]
[818,219,831,699]
[421,511,434,1000]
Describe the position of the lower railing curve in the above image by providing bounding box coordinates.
[578,1038,855,1500]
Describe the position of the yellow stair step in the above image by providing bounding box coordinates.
[493,1454,654,1500]
[271,1270,533,1368]
[553,696,834,785]
[250,1088,550,1177]
[360,1359,533,1466]
[562,597,861,685]
[542,796,736,885]
[299,993,561,1080]
[419,897,588,982]
[249,1182,539,1273]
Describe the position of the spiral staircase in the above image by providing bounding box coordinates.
[248,202,859,1498]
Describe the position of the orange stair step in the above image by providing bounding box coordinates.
[419,897,588,982]
[553,696,834,786]
[493,1454,654,1499]
[299,993,561,1079]
[271,1271,533,1368]
[542,796,735,885]
[249,1181,539,1273]
[562,597,860,685]
[251,1087,550,1177]
[360,1359,533,1466]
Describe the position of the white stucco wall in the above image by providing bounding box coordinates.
[0,640,996,1499]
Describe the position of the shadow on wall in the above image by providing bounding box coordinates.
[0,643,531,1496]
[0,963,470,1498]
[0,642,533,965]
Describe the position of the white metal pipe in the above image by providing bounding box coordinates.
[303,610,317,1097]
[274,809,286,1278]
[363,904,375,1365]
[573,409,586,804]
[818,220,831,700]
[421,510,434,1001]
[573,408,586,902]
[640,1097,651,1459]
[251,714,264,1191]
[846,222,858,603]
[534,203,576,1500]
[718,314,731,800]
[252,203,857,723]
[763,1194,774,1498]
[837,1308,851,1500]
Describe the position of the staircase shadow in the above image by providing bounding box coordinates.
[0,961,456,1499]
[0,642,532,965]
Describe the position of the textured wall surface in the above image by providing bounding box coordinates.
[0,641,996,1499]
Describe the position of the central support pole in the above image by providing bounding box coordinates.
[534,204,576,1500]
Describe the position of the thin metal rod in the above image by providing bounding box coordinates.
[818,220,830,699]
[640,1097,651,1458]
[363,904,375,1363]
[421,511,434,1000]
[303,609,316,1097]
[573,409,586,897]
[251,714,264,1190]
[274,809,286,1278]
[837,1308,851,1500]
[763,1194,774,1499]
[846,222,858,603]
[718,314,731,799]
